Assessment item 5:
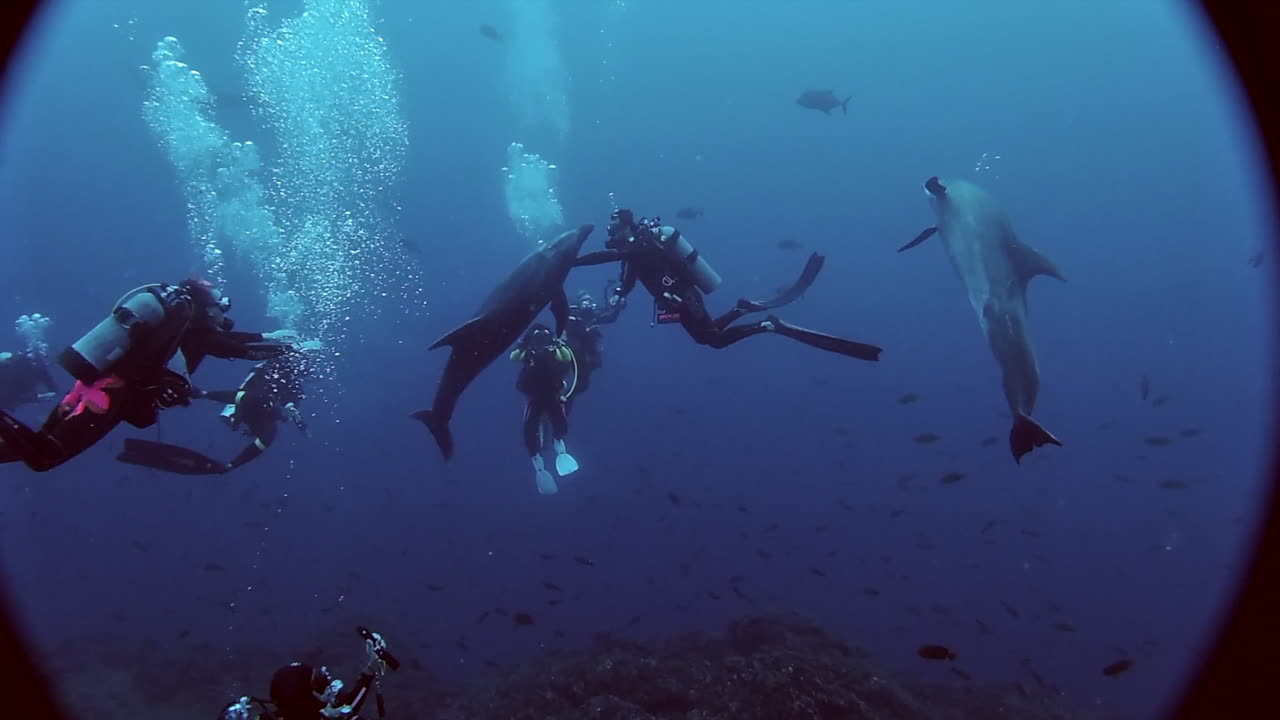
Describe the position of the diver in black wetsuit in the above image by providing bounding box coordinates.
[562,284,625,408]
[216,626,398,720]
[511,323,578,495]
[116,342,319,475]
[0,278,296,473]
[574,209,883,360]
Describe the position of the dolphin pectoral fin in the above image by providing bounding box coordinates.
[551,288,570,338]
[898,227,938,252]
[428,316,486,351]
[1009,241,1066,284]
[411,409,455,460]
[1010,413,1062,464]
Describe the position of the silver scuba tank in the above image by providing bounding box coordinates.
[654,225,722,294]
[57,287,170,383]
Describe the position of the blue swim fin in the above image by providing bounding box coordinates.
[533,455,558,495]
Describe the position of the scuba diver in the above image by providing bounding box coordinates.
[511,323,579,495]
[562,283,626,409]
[0,279,297,472]
[217,626,399,720]
[0,313,58,412]
[116,341,321,475]
[574,209,883,361]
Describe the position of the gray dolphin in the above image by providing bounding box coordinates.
[901,177,1065,463]
[412,225,594,460]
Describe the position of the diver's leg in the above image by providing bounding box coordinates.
[524,398,558,494]
[547,399,578,476]
[1,402,123,472]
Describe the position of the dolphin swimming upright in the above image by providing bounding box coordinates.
[901,177,1065,463]
[412,225,594,460]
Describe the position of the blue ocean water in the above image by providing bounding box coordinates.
[0,1,1273,718]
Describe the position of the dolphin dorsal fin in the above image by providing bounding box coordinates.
[1010,238,1066,284]
[429,315,486,351]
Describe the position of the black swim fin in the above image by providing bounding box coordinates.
[0,411,57,471]
[898,226,937,252]
[739,252,825,312]
[766,315,882,362]
[116,438,229,475]
[411,409,454,461]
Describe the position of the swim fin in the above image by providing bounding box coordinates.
[410,409,454,460]
[738,252,825,312]
[116,438,229,475]
[532,455,558,495]
[1010,413,1062,464]
[766,315,883,362]
[552,438,579,476]
[0,411,59,471]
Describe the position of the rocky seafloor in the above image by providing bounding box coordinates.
[48,613,1122,719]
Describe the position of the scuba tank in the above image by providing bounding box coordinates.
[642,218,723,294]
[57,285,186,384]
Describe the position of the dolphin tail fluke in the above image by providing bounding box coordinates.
[1010,413,1062,464]
[841,96,852,115]
[411,409,454,460]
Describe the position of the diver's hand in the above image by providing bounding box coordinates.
[283,402,309,434]
[363,633,389,676]
[262,329,300,343]
[36,391,57,400]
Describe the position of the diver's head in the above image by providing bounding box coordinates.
[606,208,636,249]
[576,291,596,312]
[522,323,554,349]
[216,697,253,720]
[181,277,233,330]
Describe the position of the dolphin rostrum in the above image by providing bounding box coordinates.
[412,225,594,460]
[902,177,1065,463]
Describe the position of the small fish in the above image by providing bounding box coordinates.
[951,667,972,681]
[737,504,750,513]
[1249,248,1265,268]
[202,562,227,573]
[1000,600,1021,618]
[939,472,966,485]
[913,433,941,444]
[479,23,502,42]
[730,583,752,601]
[707,591,721,600]
[810,568,827,578]
[1053,622,1077,633]
[513,612,535,626]
[1159,479,1188,490]
[888,508,905,518]
[626,614,642,626]
[1143,435,1172,446]
[675,206,703,220]
[538,552,558,560]
[483,659,499,669]
[1100,661,1131,676]
[1139,375,1151,401]
[1151,394,1169,407]
[1179,427,1203,438]
[837,500,853,512]
[917,644,957,661]
[176,629,191,640]
[132,540,152,553]
[776,238,804,251]
[475,611,490,625]
[762,522,781,534]
[975,619,993,635]
[542,581,562,592]
[795,89,852,115]
[572,555,594,566]
[979,436,999,447]
[898,393,919,405]
[666,491,682,505]
[426,583,446,591]
[1020,529,1041,538]
[863,586,880,597]
[756,548,772,560]
[980,520,998,534]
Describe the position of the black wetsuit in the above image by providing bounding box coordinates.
[0,351,57,411]
[576,221,883,360]
[204,353,308,469]
[515,342,573,456]
[268,662,377,720]
[0,284,289,472]
[563,300,623,400]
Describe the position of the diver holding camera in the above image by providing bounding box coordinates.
[217,626,400,720]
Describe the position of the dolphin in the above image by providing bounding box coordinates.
[412,225,594,460]
[901,177,1065,463]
